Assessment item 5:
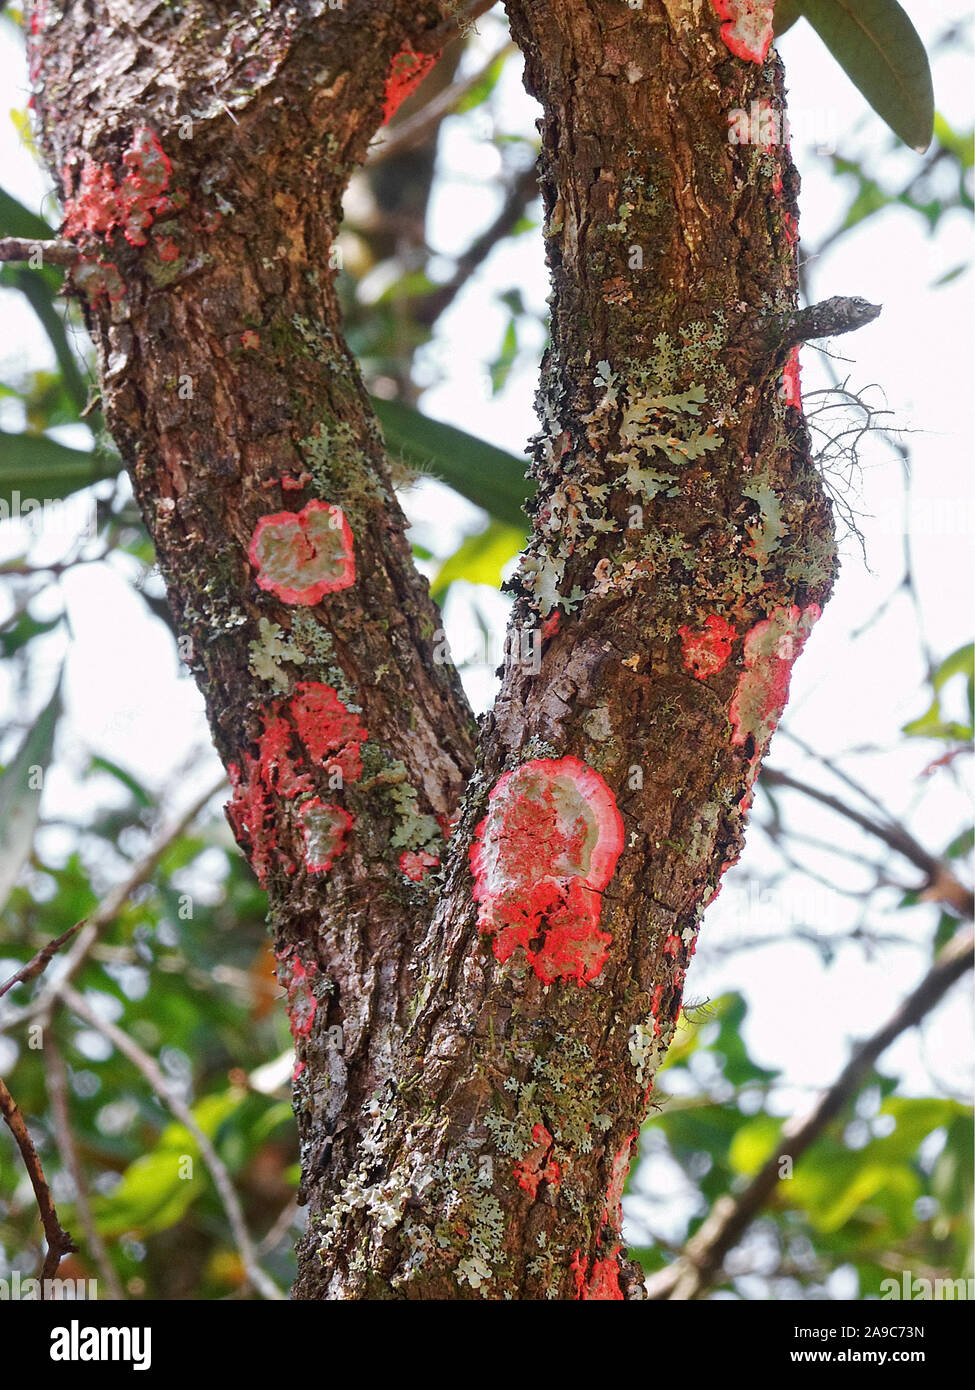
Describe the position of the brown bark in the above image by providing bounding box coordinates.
[28,0,837,1299]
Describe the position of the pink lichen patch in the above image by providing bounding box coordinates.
[470,756,624,986]
[299,798,354,874]
[710,1,775,64]
[399,849,439,883]
[570,1248,624,1301]
[780,346,802,408]
[276,949,318,1081]
[541,611,561,641]
[156,237,180,262]
[226,683,365,884]
[678,613,737,680]
[513,1124,561,1200]
[62,127,171,248]
[248,500,355,605]
[289,681,366,782]
[241,329,260,349]
[730,604,820,765]
[604,1132,638,1229]
[381,47,441,124]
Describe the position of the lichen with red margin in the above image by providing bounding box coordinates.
[730,604,820,767]
[226,682,366,884]
[677,613,737,680]
[470,756,625,986]
[381,47,441,125]
[709,1,776,65]
[248,500,355,605]
[299,799,354,873]
[512,1124,562,1200]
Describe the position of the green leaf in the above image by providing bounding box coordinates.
[0,674,62,914]
[0,610,61,658]
[0,184,55,242]
[370,395,533,531]
[88,754,154,809]
[430,519,525,601]
[902,642,974,742]
[798,0,934,152]
[0,429,118,511]
[775,1,804,35]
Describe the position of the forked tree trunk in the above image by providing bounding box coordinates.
[30,0,835,1298]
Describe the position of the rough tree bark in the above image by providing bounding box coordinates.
[29,0,841,1299]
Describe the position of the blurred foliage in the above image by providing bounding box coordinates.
[0,9,971,1301]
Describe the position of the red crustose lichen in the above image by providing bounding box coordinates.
[248,500,355,605]
[730,604,820,767]
[226,682,366,884]
[62,127,172,248]
[470,756,624,986]
[710,1,775,64]
[780,346,802,408]
[399,849,439,883]
[570,1248,624,1301]
[512,1124,561,1200]
[381,47,440,125]
[678,613,737,680]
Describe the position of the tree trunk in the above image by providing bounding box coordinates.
[30,0,835,1299]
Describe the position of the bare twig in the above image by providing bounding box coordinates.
[0,774,227,1035]
[645,925,975,1300]
[760,766,974,920]
[58,983,284,1301]
[414,162,538,327]
[0,923,82,1002]
[43,1029,125,1300]
[0,236,78,266]
[0,1075,76,1287]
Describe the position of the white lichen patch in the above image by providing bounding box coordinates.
[248,616,306,691]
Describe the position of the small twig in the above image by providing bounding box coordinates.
[58,984,284,1301]
[0,924,82,1002]
[645,925,975,1300]
[0,236,78,267]
[414,162,538,327]
[0,1075,77,1287]
[0,774,227,1035]
[43,1029,125,1300]
[760,766,974,920]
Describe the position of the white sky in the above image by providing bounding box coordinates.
[0,5,972,1181]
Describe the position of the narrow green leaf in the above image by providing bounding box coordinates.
[370,395,533,531]
[0,674,62,914]
[799,0,934,152]
[774,0,803,35]
[88,754,154,809]
[431,519,525,601]
[0,429,119,511]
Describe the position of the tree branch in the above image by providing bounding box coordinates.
[58,984,284,1302]
[645,925,975,1300]
[760,765,974,919]
[0,236,79,266]
[763,296,882,352]
[0,775,227,1035]
[0,1074,76,1286]
[43,1029,126,1300]
[0,923,82,1002]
